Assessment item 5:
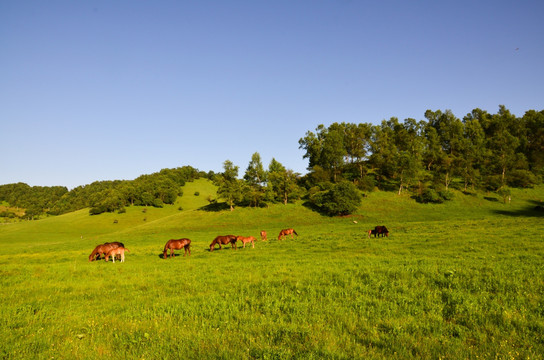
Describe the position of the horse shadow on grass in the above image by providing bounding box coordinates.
[207,245,239,252]
[492,200,544,217]
[158,253,191,259]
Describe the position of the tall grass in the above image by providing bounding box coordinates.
[1,181,543,359]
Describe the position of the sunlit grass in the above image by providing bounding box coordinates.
[1,183,543,359]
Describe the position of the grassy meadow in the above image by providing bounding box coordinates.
[1,179,543,359]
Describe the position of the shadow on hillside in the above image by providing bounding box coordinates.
[198,202,231,212]
[302,201,332,217]
[492,200,544,217]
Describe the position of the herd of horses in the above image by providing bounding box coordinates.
[88,228,299,262]
[89,225,389,262]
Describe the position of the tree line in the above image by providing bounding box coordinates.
[0,166,203,219]
[1,106,542,219]
[299,106,543,203]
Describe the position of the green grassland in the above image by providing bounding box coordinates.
[1,179,543,359]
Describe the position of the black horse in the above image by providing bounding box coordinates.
[368,226,389,238]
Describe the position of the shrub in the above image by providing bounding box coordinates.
[507,170,538,188]
[89,206,106,215]
[438,190,454,201]
[497,186,511,203]
[356,175,376,192]
[416,189,443,204]
[309,181,362,216]
[0,211,16,218]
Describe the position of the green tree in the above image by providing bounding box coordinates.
[461,112,487,191]
[422,124,442,173]
[321,124,347,182]
[424,110,464,190]
[522,110,544,176]
[343,122,372,180]
[215,160,242,211]
[243,152,267,207]
[299,123,346,182]
[391,118,425,195]
[23,205,42,220]
[298,125,326,170]
[369,120,398,187]
[484,106,521,186]
[89,188,126,215]
[266,159,301,205]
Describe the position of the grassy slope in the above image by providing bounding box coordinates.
[1,179,543,359]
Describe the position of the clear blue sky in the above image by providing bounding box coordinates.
[1,0,542,189]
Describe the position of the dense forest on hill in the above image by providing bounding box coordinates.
[0,167,204,219]
[1,106,543,219]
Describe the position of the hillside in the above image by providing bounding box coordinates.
[1,179,542,254]
[1,179,543,359]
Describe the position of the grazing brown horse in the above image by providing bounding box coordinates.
[236,235,256,249]
[278,228,298,240]
[210,235,237,251]
[368,226,389,238]
[89,242,124,261]
[260,230,268,241]
[163,238,191,259]
[105,247,129,263]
